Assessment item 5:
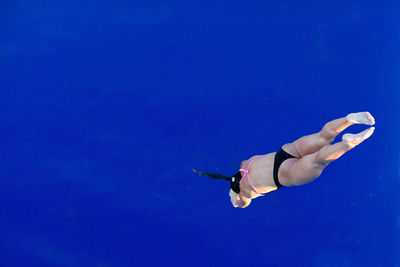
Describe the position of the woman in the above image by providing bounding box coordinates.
[194,111,375,208]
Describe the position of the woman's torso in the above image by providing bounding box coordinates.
[239,152,278,198]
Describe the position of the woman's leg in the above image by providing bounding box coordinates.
[282,127,375,186]
[283,112,375,158]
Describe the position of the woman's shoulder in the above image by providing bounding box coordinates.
[240,160,247,168]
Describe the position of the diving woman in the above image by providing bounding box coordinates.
[193,111,375,208]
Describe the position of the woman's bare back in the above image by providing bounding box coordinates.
[238,153,279,199]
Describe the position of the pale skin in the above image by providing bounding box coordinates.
[230,111,376,208]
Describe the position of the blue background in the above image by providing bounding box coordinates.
[1,0,399,266]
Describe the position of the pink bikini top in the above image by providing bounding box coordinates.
[239,155,264,195]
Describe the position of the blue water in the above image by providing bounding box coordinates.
[1,1,399,266]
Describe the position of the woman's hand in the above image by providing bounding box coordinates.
[229,189,251,208]
[229,189,240,207]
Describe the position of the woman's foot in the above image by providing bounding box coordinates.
[346,112,375,125]
[342,127,375,148]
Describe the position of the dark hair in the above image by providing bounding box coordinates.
[192,169,242,193]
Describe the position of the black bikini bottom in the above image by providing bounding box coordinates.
[273,147,297,189]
